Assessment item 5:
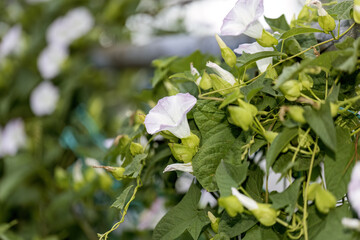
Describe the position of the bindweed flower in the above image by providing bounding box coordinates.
[221,0,264,39]
[144,93,197,139]
[163,162,193,173]
[308,0,335,34]
[206,61,236,86]
[234,42,273,72]
[215,34,237,68]
[354,0,360,23]
[348,162,360,217]
[199,189,217,209]
[0,119,27,157]
[30,81,59,116]
[46,7,94,47]
[37,44,68,80]
[0,25,22,59]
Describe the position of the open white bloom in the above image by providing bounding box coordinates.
[0,25,22,59]
[206,61,236,85]
[144,93,197,139]
[348,162,360,217]
[163,162,193,173]
[30,81,59,116]
[221,0,264,39]
[231,187,258,210]
[47,7,94,47]
[0,119,26,157]
[235,42,273,72]
[37,44,68,80]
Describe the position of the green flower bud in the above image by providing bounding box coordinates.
[210,74,234,96]
[228,106,254,131]
[208,211,220,233]
[115,135,131,147]
[257,29,279,48]
[251,203,278,227]
[130,142,143,156]
[354,0,360,23]
[199,72,213,90]
[181,132,200,149]
[288,106,306,124]
[279,80,302,101]
[307,183,321,201]
[168,142,196,163]
[330,102,338,117]
[134,109,146,125]
[110,167,126,180]
[264,131,278,143]
[218,195,244,217]
[315,188,336,214]
[215,34,237,68]
[318,14,336,34]
[238,99,258,116]
[299,72,313,89]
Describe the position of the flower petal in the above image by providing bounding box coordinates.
[231,187,258,210]
[206,61,236,85]
[144,93,197,138]
[30,81,60,116]
[348,162,360,217]
[235,42,273,72]
[0,25,22,59]
[163,162,193,173]
[0,119,27,157]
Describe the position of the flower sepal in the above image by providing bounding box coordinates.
[257,29,278,47]
[251,203,278,227]
[218,195,244,217]
[279,80,302,101]
[215,34,237,68]
[168,142,196,163]
[130,142,144,156]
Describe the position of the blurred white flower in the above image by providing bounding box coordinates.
[85,158,105,174]
[0,119,26,157]
[37,44,68,80]
[175,172,195,194]
[163,162,193,173]
[138,198,167,230]
[0,25,22,59]
[342,217,360,231]
[46,7,94,47]
[73,160,84,183]
[348,162,360,217]
[199,189,217,209]
[30,81,59,116]
[234,42,273,72]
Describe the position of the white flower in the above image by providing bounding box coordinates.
[0,119,27,157]
[175,172,195,194]
[220,0,264,39]
[234,42,273,73]
[30,81,59,116]
[190,63,201,86]
[342,218,360,231]
[348,162,360,217]
[199,189,217,209]
[144,93,197,139]
[0,25,22,59]
[163,162,193,173]
[206,61,236,85]
[138,198,167,230]
[46,7,94,47]
[37,44,68,80]
[231,187,258,210]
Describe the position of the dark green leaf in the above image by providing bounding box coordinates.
[111,185,134,210]
[124,153,147,178]
[218,213,257,238]
[327,1,353,20]
[264,15,290,33]
[245,165,264,202]
[218,89,243,109]
[243,225,281,240]
[280,27,323,40]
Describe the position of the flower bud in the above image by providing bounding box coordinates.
[130,142,144,156]
[307,183,321,201]
[168,142,196,163]
[181,132,200,150]
[208,211,220,233]
[215,34,237,68]
[330,102,338,117]
[206,61,236,86]
[288,106,306,124]
[257,29,278,48]
[110,167,126,180]
[199,72,213,90]
[264,131,278,143]
[218,195,244,217]
[318,14,336,34]
[115,134,131,147]
[210,74,234,95]
[238,99,258,116]
[354,0,360,23]
[315,187,336,214]
[298,130,314,149]
[134,109,146,124]
[228,106,254,131]
[299,72,313,89]
[251,203,278,226]
[279,80,302,101]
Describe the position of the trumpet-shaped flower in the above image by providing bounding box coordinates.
[144,93,197,139]
[348,162,360,217]
[0,119,27,157]
[221,0,264,39]
[206,61,236,85]
[30,81,59,116]
[235,42,272,72]
[0,25,22,59]
[163,162,193,173]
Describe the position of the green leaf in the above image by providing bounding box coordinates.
[307,204,353,240]
[274,62,303,88]
[169,71,197,82]
[327,0,353,20]
[215,160,249,197]
[218,89,243,109]
[124,153,147,178]
[213,232,230,240]
[111,185,134,210]
[218,213,257,238]
[266,127,298,172]
[243,225,281,240]
[269,178,303,215]
[280,27,323,40]
[264,15,290,33]
[237,51,286,68]
[303,102,336,152]
[245,165,264,202]
[324,127,355,200]
[153,184,210,240]
[335,37,355,50]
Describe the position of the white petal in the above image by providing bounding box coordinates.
[349,162,360,217]
[231,187,258,210]
[342,218,360,231]
[163,162,193,173]
[243,20,264,39]
[144,93,197,138]
[37,44,68,80]
[235,42,273,72]
[0,25,22,58]
[175,173,195,194]
[199,189,217,208]
[0,119,27,157]
[30,81,59,116]
[206,61,236,85]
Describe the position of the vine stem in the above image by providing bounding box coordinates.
[303,136,318,240]
[289,128,311,181]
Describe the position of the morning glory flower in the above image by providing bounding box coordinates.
[37,44,68,80]
[0,25,22,59]
[0,119,27,157]
[163,162,193,173]
[206,61,236,85]
[30,81,59,116]
[348,162,360,217]
[235,42,273,72]
[221,0,264,39]
[144,93,197,139]
[231,187,258,210]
